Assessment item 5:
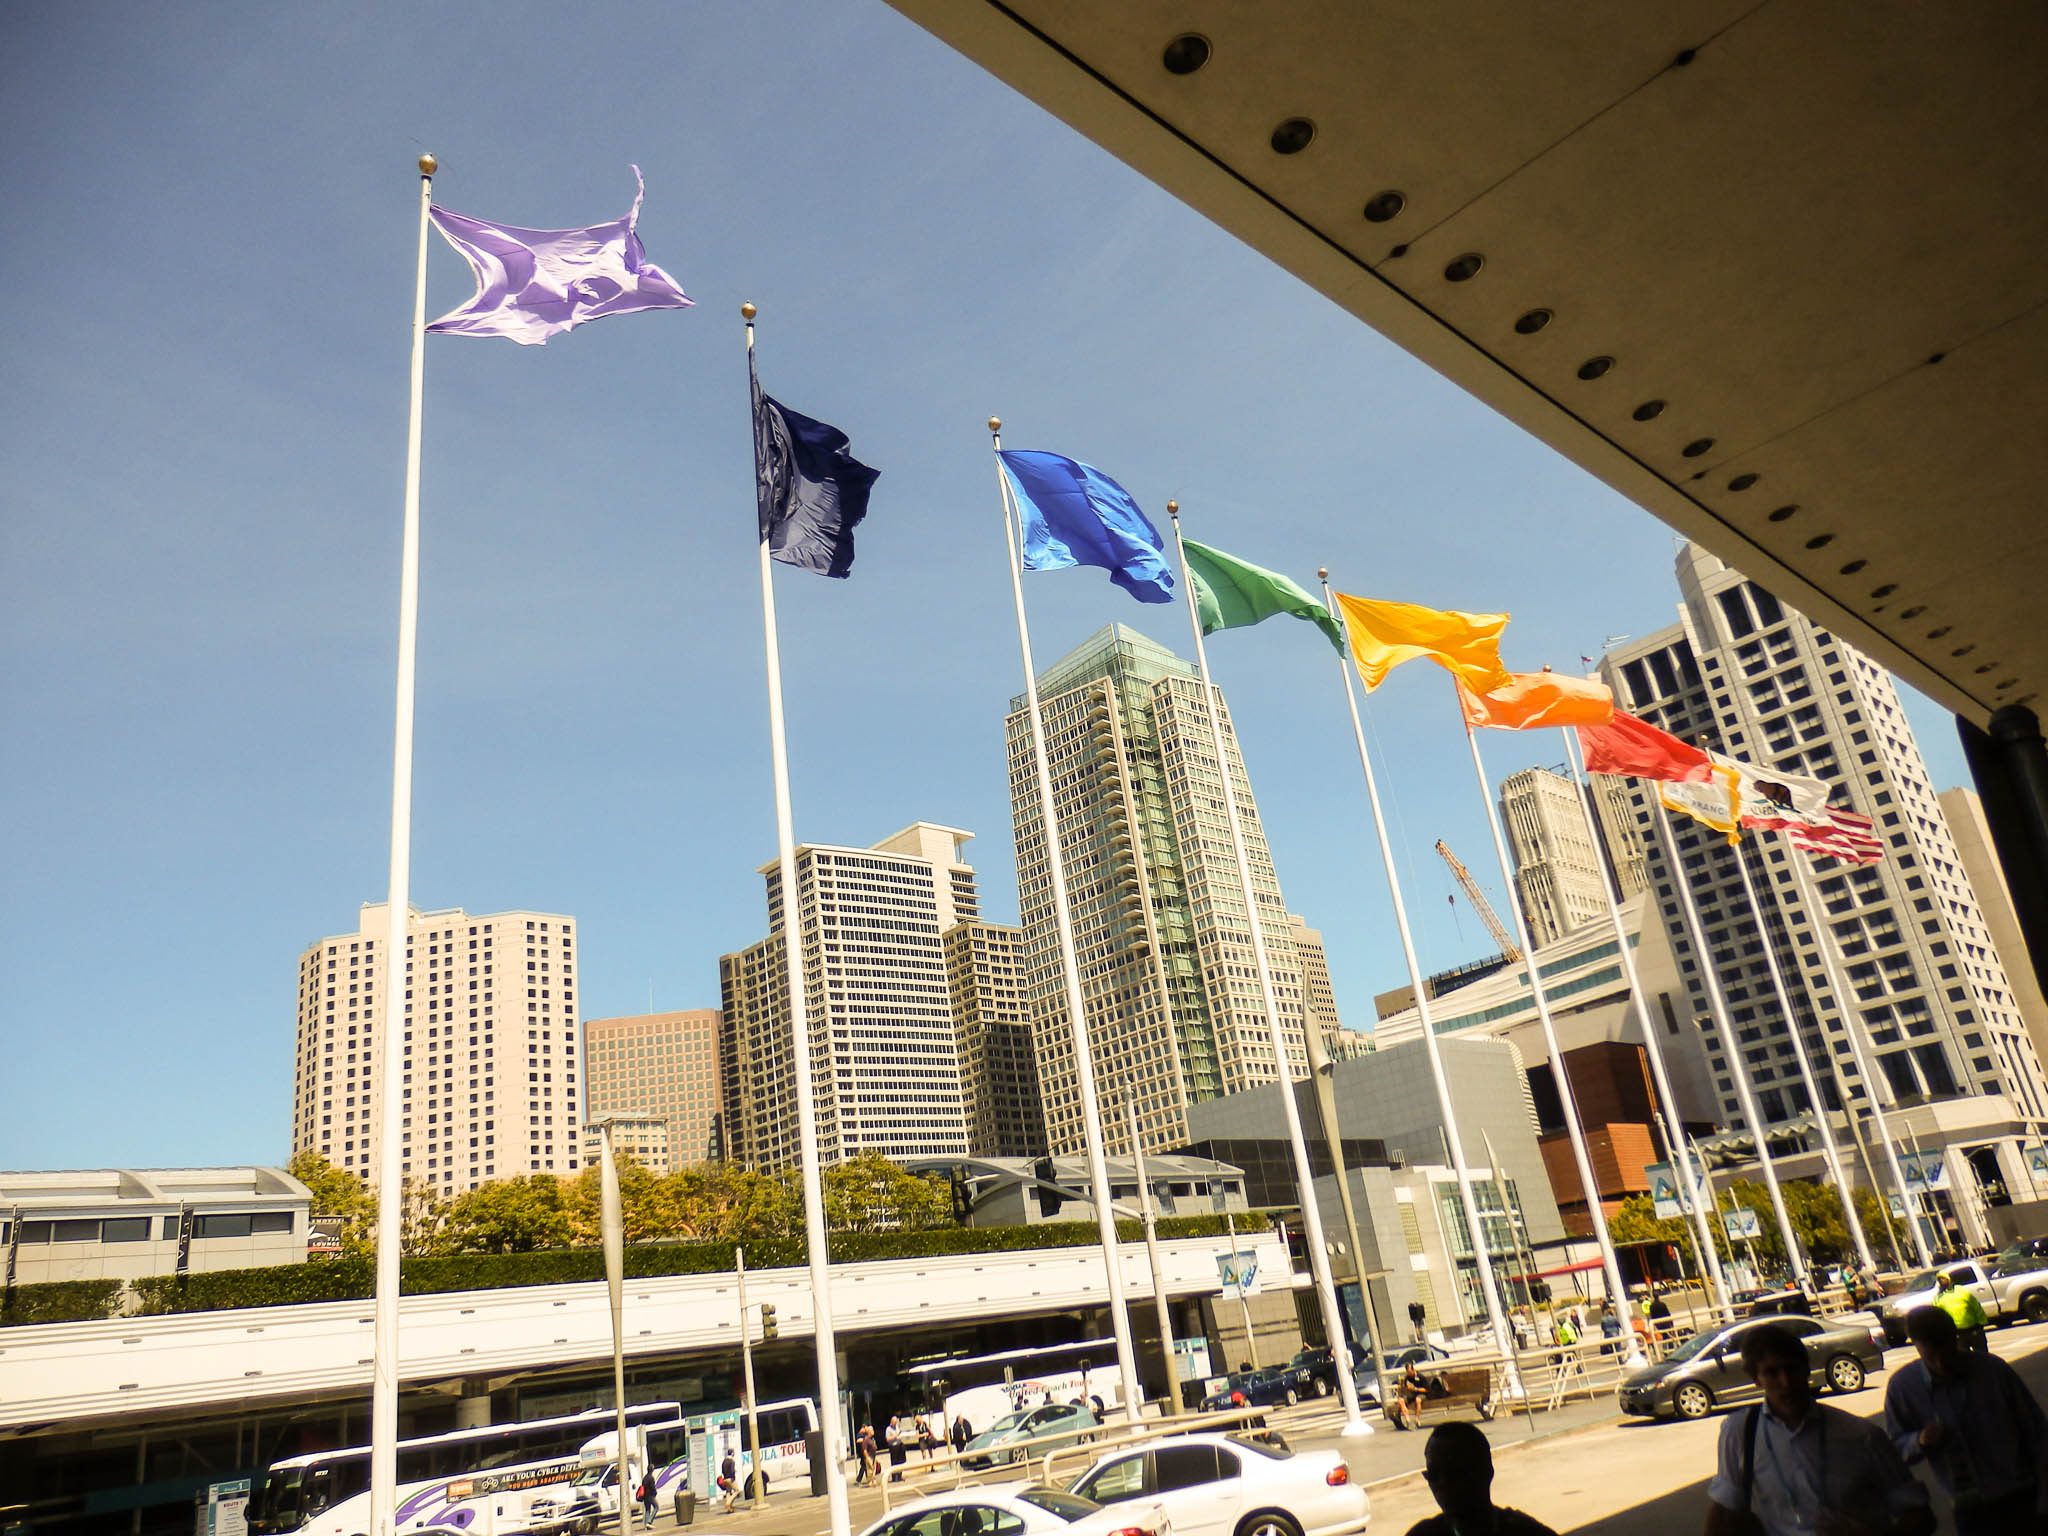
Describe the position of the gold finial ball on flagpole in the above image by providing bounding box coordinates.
[1167,500,1179,516]
[741,302,757,321]
[1318,567,1330,581]
[988,417,1002,435]
[418,153,437,176]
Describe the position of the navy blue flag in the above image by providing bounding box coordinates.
[752,361,878,578]
[997,449,1174,604]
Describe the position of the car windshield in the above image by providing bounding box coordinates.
[1225,1434,1294,1461]
[1018,1490,1101,1522]
[1903,1269,1942,1292]
[1663,1328,1724,1363]
[978,1412,1029,1439]
[572,1466,609,1487]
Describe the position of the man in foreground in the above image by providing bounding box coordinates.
[1884,1305,2048,1535]
[1703,1323,1932,1535]
[1406,1421,1555,1536]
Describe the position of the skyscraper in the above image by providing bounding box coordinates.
[1601,544,2048,1242]
[291,903,583,1193]
[1498,765,1649,945]
[943,920,1049,1157]
[1287,914,1345,1042]
[718,823,976,1170]
[583,1009,724,1169]
[1005,624,1310,1155]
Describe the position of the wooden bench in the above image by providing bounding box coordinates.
[1389,1365,1495,1429]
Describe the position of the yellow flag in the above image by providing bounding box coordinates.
[1332,591,1511,692]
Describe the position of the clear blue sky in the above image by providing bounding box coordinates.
[0,1,1972,1171]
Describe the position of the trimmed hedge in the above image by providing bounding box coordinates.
[25,1212,1247,1324]
[0,1277,124,1326]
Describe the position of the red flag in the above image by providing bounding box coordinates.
[1783,807,1885,865]
[1577,711,1715,784]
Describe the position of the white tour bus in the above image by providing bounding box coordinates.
[559,1397,817,1519]
[246,1402,682,1536]
[903,1340,1123,1435]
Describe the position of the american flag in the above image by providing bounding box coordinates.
[1782,806,1885,865]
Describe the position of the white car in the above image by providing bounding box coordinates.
[1067,1433,1369,1536]
[857,1485,1169,1536]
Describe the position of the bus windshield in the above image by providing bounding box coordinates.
[901,1339,1120,1430]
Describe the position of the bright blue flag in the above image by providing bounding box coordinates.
[998,449,1175,604]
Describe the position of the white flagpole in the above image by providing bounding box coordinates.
[1124,1095,1183,1418]
[1784,850,1933,1267]
[1558,729,1729,1308]
[1167,509,1366,1434]
[599,1122,630,1536]
[1318,575,1520,1375]
[369,151,435,1536]
[990,420,1143,1418]
[1458,704,1641,1364]
[1729,841,1873,1272]
[746,305,850,1536]
[1646,799,1808,1287]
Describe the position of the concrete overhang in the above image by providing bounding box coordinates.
[885,0,2047,725]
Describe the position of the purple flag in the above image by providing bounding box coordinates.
[427,167,691,345]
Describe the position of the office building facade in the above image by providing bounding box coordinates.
[942,920,1049,1157]
[1600,544,2048,1241]
[1287,914,1345,1042]
[1005,625,1310,1156]
[582,1008,723,1171]
[1499,765,1648,945]
[719,824,975,1170]
[291,904,583,1193]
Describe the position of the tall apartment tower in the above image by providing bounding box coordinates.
[1287,914,1346,1041]
[1499,765,1649,945]
[1005,624,1309,1156]
[1600,544,2048,1232]
[718,824,975,1170]
[943,920,1050,1157]
[291,904,583,1194]
[583,1009,724,1169]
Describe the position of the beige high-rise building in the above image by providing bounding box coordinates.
[1006,624,1308,1156]
[943,920,1048,1157]
[719,824,976,1170]
[1287,914,1344,1042]
[583,1009,723,1171]
[1939,787,2048,1077]
[291,903,583,1194]
[1498,766,1647,945]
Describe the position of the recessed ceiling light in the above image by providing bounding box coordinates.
[1768,505,1799,523]
[1577,356,1613,381]
[1728,474,1758,492]
[1805,534,1834,550]
[1996,680,2018,691]
[1514,309,1552,335]
[1632,399,1666,421]
[1270,118,1316,154]
[1928,626,1952,639]
[1161,34,1211,74]
[1871,585,1897,600]
[1444,253,1484,282]
[1363,191,1405,223]
[1952,644,1976,657]
[1682,438,1714,457]
[1839,559,1866,574]
[1899,605,1925,618]
[1974,663,1997,674]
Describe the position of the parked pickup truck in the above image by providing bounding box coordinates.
[1874,1257,2048,1343]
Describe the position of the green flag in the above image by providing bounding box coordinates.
[1184,537,1344,652]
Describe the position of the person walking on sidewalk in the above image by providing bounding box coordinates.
[1884,1306,2048,1535]
[1933,1271,1990,1354]
[1703,1323,1932,1536]
[715,1450,738,1514]
[855,1422,880,1487]
[1405,1422,1556,1536]
[636,1466,658,1528]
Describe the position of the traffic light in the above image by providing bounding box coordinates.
[1034,1157,1064,1216]
[759,1303,778,1341]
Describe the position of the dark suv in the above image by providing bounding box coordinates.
[1280,1347,1339,1399]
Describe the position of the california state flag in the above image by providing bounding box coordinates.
[1658,751,1830,841]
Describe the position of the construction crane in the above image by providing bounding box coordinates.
[1434,839,1522,963]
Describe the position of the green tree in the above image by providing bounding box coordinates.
[817,1151,953,1233]
[401,1178,452,1257]
[443,1174,575,1254]
[288,1152,376,1257]
[566,1158,678,1245]
[1610,1192,1696,1266]
[666,1163,798,1240]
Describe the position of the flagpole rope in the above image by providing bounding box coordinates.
[990,420,1145,1421]
[1167,507,1367,1435]
[370,151,435,1536]
[1457,696,1641,1362]
[748,305,853,1536]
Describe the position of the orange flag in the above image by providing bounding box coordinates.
[1332,591,1511,692]
[1458,671,1615,730]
